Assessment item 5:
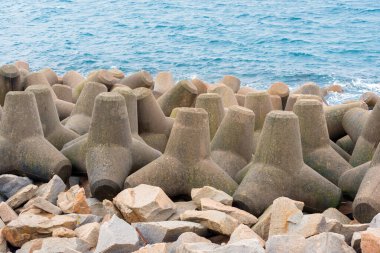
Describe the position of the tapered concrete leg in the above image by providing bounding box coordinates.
[208,84,238,108]
[268,82,289,109]
[336,135,355,155]
[338,162,371,199]
[284,94,322,111]
[219,75,240,93]
[342,108,370,144]
[154,71,175,94]
[120,70,154,89]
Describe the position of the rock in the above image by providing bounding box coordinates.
[0,174,32,198]
[266,234,307,253]
[351,232,361,252]
[168,201,197,221]
[268,197,304,237]
[179,239,265,253]
[304,232,355,253]
[180,210,239,235]
[132,221,208,244]
[369,213,380,228]
[132,243,168,253]
[6,184,38,209]
[3,213,77,247]
[36,175,66,205]
[16,237,91,253]
[102,199,123,218]
[52,227,76,238]
[327,220,369,243]
[252,205,272,241]
[74,222,100,248]
[168,232,211,253]
[87,198,107,217]
[0,202,18,223]
[67,213,102,227]
[200,198,258,226]
[361,228,380,253]
[94,215,140,253]
[288,214,327,238]
[322,208,351,224]
[23,197,62,215]
[229,224,265,247]
[57,185,91,214]
[191,186,233,206]
[0,228,8,253]
[113,184,176,223]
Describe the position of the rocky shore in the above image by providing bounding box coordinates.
[0,62,379,252]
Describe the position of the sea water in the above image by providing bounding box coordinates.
[1,0,379,103]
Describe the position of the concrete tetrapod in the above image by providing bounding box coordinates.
[244,91,273,153]
[125,108,238,197]
[134,87,174,152]
[336,135,355,155]
[154,71,175,95]
[64,82,107,135]
[63,92,161,200]
[353,144,380,222]
[0,91,71,182]
[52,84,73,103]
[350,102,380,167]
[211,105,255,178]
[338,161,371,199]
[87,69,118,89]
[292,82,325,99]
[360,92,380,109]
[40,68,59,86]
[324,101,368,141]
[233,111,341,216]
[25,85,80,150]
[207,83,238,108]
[284,94,323,111]
[0,64,21,106]
[270,95,283,110]
[157,80,198,116]
[267,82,289,109]
[342,108,370,145]
[119,70,154,89]
[195,93,225,140]
[293,99,352,185]
[219,75,241,93]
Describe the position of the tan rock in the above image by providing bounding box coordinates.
[268,197,303,236]
[327,219,369,243]
[113,184,176,223]
[288,214,327,238]
[266,234,307,253]
[52,227,76,238]
[167,232,211,253]
[5,184,38,209]
[252,205,272,240]
[74,222,100,248]
[200,198,258,226]
[168,201,197,221]
[102,199,123,218]
[16,237,91,253]
[2,213,77,247]
[0,202,17,223]
[23,197,62,215]
[57,185,91,214]
[180,210,239,235]
[361,228,380,253]
[36,175,66,205]
[191,186,233,206]
[132,243,168,253]
[322,208,351,224]
[228,224,265,247]
[0,228,8,253]
[305,232,355,253]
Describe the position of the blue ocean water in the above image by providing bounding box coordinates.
[1,0,379,103]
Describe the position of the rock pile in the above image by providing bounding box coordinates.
[0,63,379,252]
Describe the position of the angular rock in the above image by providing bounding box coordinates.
[326,219,368,243]
[67,213,102,227]
[180,210,239,235]
[322,208,351,224]
[36,174,66,205]
[57,185,91,214]
[0,174,32,199]
[133,243,168,253]
[200,198,258,226]
[16,237,91,253]
[252,205,272,241]
[191,186,233,206]
[369,213,380,228]
[351,231,361,252]
[168,232,211,253]
[168,201,197,221]
[266,234,307,253]
[113,184,176,223]
[52,227,76,238]
[268,197,304,237]
[3,213,77,247]
[180,239,265,253]
[229,224,265,247]
[74,222,100,248]
[6,184,38,209]
[102,199,123,218]
[23,197,62,215]
[0,202,17,223]
[0,228,8,253]
[361,228,380,253]
[288,214,327,238]
[133,221,208,244]
[304,232,355,253]
[94,215,140,253]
